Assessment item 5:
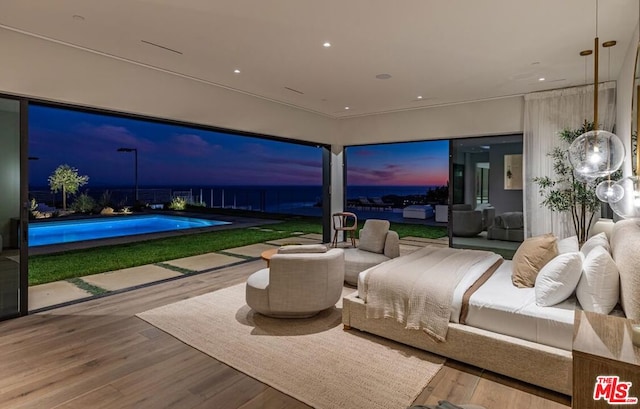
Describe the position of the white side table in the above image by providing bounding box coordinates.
[435,205,448,223]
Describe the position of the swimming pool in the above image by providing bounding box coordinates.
[28,214,230,247]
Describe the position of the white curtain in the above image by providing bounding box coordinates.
[523,82,616,239]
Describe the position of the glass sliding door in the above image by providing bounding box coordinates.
[450,134,523,258]
[0,96,26,320]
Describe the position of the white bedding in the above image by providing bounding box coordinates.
[358,256,575,351]
[464,260,575,350]
[361,246,501,341]
[357,251,502,323]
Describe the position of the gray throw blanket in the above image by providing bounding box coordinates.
[364,246,499,342]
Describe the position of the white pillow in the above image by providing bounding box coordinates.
[576,246,620,314]
[535,252,583,307]
[557,236,579,254]
[580,232,610,258]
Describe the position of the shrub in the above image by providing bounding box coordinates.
[99,190,113,208]
[71,192,98,214]
[169,197,187,210]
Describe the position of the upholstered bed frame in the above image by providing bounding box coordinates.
[342,219,640,396]
[343,293,573,394]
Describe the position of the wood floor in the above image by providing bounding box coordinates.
[0,260,571,409]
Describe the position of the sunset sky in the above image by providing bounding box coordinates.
[29,104,449,187]
[346,141,449,186]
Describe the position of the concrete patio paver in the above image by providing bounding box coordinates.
[29,281,92,310]
[82,265,183,292]
[298,233,323,240]
[26,230,451,311]
[165,252,245,272]
[224,243,279,258]
[266,237,322,246]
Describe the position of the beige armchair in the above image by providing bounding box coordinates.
[246,245,345,318]
[343,219,400,286]
[451,204,483,237]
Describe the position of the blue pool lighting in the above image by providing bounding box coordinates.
[28,214,230,247]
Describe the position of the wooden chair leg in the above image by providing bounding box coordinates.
[331,230,338,247]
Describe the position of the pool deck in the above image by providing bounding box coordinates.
[26,232,448,311]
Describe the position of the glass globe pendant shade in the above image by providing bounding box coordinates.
[574,171,597,183]
[609,176,640,219]
[568,130,625,178]
[596,180,624,203]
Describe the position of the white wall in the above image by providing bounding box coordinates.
[330,145,345,241]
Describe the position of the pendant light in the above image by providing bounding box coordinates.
[568,0,625,179]
[595,40,625,202]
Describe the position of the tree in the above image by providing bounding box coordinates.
[48,164,89,210]
[533,121,617,245]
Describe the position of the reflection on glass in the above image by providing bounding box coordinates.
[0,97,22,320]
[450,135,523,258]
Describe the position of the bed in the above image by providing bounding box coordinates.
[342,219,640,396]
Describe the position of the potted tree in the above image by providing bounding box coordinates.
[533,121,614,245]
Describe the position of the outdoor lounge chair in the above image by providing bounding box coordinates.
[370,197,392,210]
[357,197,374,210]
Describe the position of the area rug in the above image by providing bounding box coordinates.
[137,284,444,409]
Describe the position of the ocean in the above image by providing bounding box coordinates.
[29,185,439,216]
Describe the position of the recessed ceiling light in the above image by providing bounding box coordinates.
[323,42,331,48]
[344,106,350,110]
[417,96,423,100]
[375,73,392,80]
[538,77,545,81]
[234,69,241,74]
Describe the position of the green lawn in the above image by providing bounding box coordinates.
[28,218,446,286]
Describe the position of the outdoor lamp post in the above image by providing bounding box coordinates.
[117,147,138,202]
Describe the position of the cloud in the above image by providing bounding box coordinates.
[75,124,140,146]
[168,133,222,157]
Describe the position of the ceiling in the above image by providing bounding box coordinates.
[0,0,638,118]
